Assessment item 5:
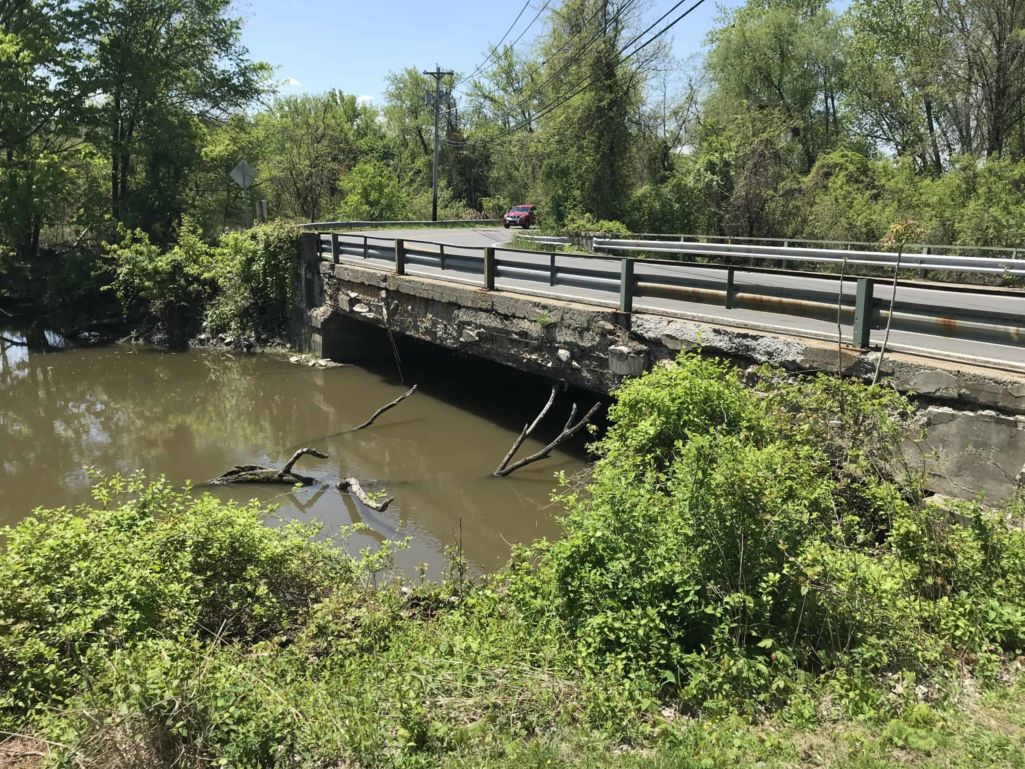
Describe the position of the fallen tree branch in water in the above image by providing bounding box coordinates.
[352,385,418,431]
[493,393,600,478]
[493,383,560,475]
[0,335,27,346]
[209,447,328,485]
[338,477,393,511]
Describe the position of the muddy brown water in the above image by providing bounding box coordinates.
[0,331,588,575]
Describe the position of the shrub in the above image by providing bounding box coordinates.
[204,220,299,338]
[0,473,384,722]
[544,353,1025,713]
[562,212,631,238]
[104,218,213,342]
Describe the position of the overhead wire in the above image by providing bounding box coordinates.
[453,0,605,102]
[453,0,544,91]
[470,0,709,146]
[454,0,639,123]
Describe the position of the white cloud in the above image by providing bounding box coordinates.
[280,76,302,88]
[356,94,374,106]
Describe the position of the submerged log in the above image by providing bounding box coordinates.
[209,447,328,485]
[338,477,393,511]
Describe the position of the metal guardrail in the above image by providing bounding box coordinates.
[592,238,1025,276]
[628,232,1024,259]
[297,219,500,230]
[515,234,573,246]
[310,232,1025,372]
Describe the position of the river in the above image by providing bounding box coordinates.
[0,329,588,575]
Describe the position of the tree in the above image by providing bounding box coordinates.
[936,0,1025,158]
[704,0,846,173]
[846,0,946,172]
[84,0,267,240]
[536,0,645,221]
[256,91,376,222]
[0,0,97,278]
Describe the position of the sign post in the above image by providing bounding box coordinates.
[229,160,257,227]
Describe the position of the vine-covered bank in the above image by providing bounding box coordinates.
[2,355,1024,768]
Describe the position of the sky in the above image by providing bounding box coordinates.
[236,0,746,105]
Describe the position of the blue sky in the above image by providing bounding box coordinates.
[237,0,746,104]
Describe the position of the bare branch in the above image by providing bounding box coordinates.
[494,383,560,475]
[494,401,600,477]
[280,447,328,475]
[352,385,418,431]
[339,477,393,511]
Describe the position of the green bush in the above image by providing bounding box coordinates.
[105,218,214,342]
[0,473,383,722]
[562,212,631,238]
[545,354,1025,713]
[105,219,298,342]
[4,355,1025,765]
[204,220,299,338]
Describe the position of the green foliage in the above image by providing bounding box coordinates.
[335,159,464,221]
[545,354,1025,713]
[105,220,297,341]
[0,473,377,721]
[4,359,1025,765]
[562,212,630,238]
[105,219,214,340]
[204,221,299,337]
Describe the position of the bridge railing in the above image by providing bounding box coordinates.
[309,232,1025,372]
[621,232,1024,260]
[592,237,1025,276]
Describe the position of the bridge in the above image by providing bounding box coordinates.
[295,227,1025,503]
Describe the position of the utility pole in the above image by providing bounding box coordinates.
[422,64,453,222]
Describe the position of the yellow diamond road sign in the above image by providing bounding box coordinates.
[230,160,256,190]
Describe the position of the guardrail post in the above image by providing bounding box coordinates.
[619,258,634,314]
[483,247,496,290]
[362,236,368,259]
[439,243,446,270]
[395,239,405,276]
[725,267,735,309]
[330,233,340,264]
[852,278,875,348]
[549,253,556,286]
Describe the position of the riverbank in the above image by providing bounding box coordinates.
[3,353,1024,767]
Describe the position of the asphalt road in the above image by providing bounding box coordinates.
[341,228,1025,371]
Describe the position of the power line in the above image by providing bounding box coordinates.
[454,0,538,90]
[471,0,708,146]
[622,0,706,61]
[458,0,640,125]
[619,0,693,53]
[452,0,553,97]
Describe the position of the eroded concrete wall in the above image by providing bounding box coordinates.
[304,256,1025,503]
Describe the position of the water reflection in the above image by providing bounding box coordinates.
[0,332,585,574]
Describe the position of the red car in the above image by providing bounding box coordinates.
[503,204,538,228]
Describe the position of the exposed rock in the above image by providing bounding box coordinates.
[608,345,648,377]
[915,407,1025,502]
